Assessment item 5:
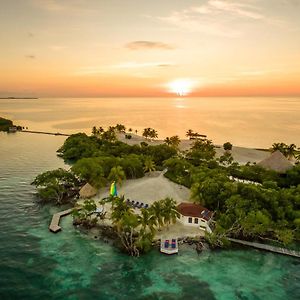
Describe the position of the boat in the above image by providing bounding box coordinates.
[160,238,178,255]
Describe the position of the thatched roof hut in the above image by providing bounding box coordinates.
[258,150,293,173]
[79,183,97,198]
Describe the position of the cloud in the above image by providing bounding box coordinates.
[126,41,174,50]
[112,61,174,69]
[25,55,36,59]
[74,62,175,75]
[156,0,266,37]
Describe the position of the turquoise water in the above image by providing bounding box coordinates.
[0,133,299,299]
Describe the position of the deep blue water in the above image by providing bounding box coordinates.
[0,132,299,300]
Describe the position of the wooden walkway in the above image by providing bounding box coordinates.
[49,208,75,233]
[228,238,300,258]
[21,130,71,137]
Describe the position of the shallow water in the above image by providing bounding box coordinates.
[0,133,299,299]
[1,97,300,148]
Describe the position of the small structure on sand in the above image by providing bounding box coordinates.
[160,238,178,255]
[258,150,293,173]
[177,202,213,233]
[79,183,97,199]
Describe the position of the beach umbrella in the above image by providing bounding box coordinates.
[110,181,118,197]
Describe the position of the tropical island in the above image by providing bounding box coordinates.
[0,117,24,132]
[32,124,300,257]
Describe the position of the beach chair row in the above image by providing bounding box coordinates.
[126,199,149,209]
[164,239,177,249]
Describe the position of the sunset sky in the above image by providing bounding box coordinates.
[1,0,300,97]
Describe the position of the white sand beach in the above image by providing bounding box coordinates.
[117,133,270,165]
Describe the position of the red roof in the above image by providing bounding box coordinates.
[177,202,212,221]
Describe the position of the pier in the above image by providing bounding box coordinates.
[21,130,71,137]
[228,238,300,258]
[49,208,79,233]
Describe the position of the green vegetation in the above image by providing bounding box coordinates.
[0,117,13,131]
[142,127,158,141]
[164,135,181,149]
[271,142,300,161]
[223,142,233,151]
[31,168,80,204]
[166,141,300,246]
[33,125,300,252]
[110,196,179,256]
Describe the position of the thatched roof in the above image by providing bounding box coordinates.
[79,183,97,198]
[258,150,293,173]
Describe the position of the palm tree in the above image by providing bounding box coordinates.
[108,166,126,185]
[271,142,287,155]
[186,129,194,139]
[111,196,133,226]
[138,208,157,235]
[92,126,97,136]
[286,144,297,160]
[149,201,164,229]
[164,137,171,146]
[98,126,104,134]
[149,129,158,140]
[161,197,179,227]
[115,124,126,133]
[128,128,132,133]
[169,135,181,149]
[143,157,156,173]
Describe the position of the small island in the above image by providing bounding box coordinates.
[0,97,38,99]
[0,117,25,132]
[32,124,300,257]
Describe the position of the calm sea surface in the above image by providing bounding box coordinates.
[0,132,300,299]
[0,97,300,148]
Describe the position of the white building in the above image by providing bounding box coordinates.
[177,202,213,233]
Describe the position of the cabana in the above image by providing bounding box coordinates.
[258,150,293,173]
[79,183,97,199]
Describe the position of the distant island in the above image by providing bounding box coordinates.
[0,97,38,99]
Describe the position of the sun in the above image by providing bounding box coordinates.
[167,79,194,96]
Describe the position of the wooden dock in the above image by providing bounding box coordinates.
[21,130,71,137]
[49,208,75,233]
[228,238,300,258]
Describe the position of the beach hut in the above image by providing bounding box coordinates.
[177,202,213,233]
[79,183,97,199]
[258,150,293,173]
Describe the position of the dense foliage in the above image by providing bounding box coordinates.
[167,150,300,245]
[0,117,13,131]
[31,168,80,204]
[110,196,179,256]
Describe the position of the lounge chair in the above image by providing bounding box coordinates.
[131,200,135,206]
[164,240,169,248]
[171,239,176,249]
[139,202,144,208]
[144,204,149,209]
[135,201,140,208]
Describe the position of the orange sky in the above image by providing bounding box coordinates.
[1,0,300,97]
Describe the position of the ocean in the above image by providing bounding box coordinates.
[1,97,300,148]
[0,98,300,299]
